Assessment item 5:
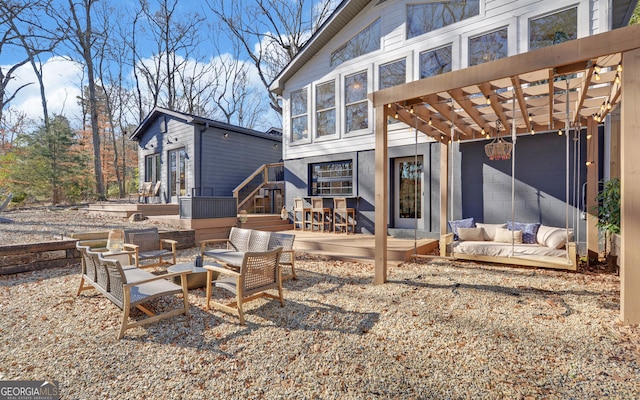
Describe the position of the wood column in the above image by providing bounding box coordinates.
[374,105,388,285]
[440,142,449,237]
[620,48,640,325]
[586,117,599,265]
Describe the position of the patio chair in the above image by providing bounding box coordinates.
[136,182,153,203]
[204,247,283,325]
[123,227,177,268]
[333,197,356,234]
[97,252,189,339]
[310,197,332,232]
[293,197,311,231]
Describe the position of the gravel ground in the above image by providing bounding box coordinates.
[0,207,639,398]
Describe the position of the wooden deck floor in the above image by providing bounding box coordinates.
[289,230,438,265]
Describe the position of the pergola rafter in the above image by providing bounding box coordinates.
[370,23,640,325]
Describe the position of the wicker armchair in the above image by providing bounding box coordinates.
[124,228,177,268]
[204,247,283,325]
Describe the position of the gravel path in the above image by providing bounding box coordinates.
[0,206,638,398]
[1,251,638,399]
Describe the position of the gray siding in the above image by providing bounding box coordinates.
[199,126,281,196]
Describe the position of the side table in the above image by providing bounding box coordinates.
[167,262,217,290]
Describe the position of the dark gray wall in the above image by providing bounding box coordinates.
[459,131,588,238]
[199,125,282,196]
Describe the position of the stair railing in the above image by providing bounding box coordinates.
[233,162,284,211]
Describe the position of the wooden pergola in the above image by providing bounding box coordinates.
[370,23,640,325]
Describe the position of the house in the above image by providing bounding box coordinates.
[129,107,282,204]
[270,0,637,237]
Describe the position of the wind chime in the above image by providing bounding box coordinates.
[484,120,513,160]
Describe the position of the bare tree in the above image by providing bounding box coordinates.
[205,0,337,114]
[135,0,206,111]
[50,0,106,199]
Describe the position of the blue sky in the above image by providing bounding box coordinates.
[2,0,293,131]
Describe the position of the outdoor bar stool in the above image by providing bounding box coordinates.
[293,197,311,231]
[333,197,356,234]
[310,197,332,232]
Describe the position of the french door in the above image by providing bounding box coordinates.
[394,156,423,229]
[169,148,187,203]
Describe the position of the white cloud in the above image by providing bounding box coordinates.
[3,56,84,128]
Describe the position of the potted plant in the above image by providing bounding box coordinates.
[595,178,620,272]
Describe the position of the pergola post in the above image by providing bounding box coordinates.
[586,117,599,265]
[440,142,449,237]
[620,47,640,324]
[374,105,389,284]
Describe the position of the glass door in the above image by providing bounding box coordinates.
[394,156,423,229]
[169,148,187,203]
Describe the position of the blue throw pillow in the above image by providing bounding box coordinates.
[507,221,540,244]
[448,218,475,240]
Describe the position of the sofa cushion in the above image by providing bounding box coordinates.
[475,223,507,241]
[507,221,540,244]
[457,227,485,241]
[537,225,573,249]
[495,227,522,244]
[448,218,475,240]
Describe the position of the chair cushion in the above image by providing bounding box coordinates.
[448,218,475,240]
[507,221,540,244]
[137,249,173,260]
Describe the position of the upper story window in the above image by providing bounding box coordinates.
[315,81,336,138]
[290,88,308,143]
[529,8,577,50]
[379,59,406,90]
[331,19,381,67]
[420,45,452,79]
[407,1,480,39]
[469,27,508,66]
[345,71,369,133]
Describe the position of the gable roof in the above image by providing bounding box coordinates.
[270,0,638,96]
[129,107,281,142]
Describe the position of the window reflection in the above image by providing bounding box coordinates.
[407,1,480,39]
[345,71,368,133]
[316,81,336,137]
[331,19,381,67]
[420,45,452,79]
[291,88,308,142]
[469,28,508,66]
[530,8,577,50]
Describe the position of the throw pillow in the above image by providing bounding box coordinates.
[448,217,475,240]
[475,223,507,241]
[457,227,485,241]
[536,225,573,249]
[507,221,540,244]
[495,227,523,244]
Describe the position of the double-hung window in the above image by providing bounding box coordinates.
[290,88,309,143]
[345,71,368,133]
[316,81,336,138]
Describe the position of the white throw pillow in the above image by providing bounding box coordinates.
[495,227,522,244]
[537,225,573,249]
[457,227,485,241]
[476,223,507,241]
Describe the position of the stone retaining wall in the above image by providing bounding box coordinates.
[0,230,195,275]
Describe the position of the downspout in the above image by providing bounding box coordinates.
[198,123,209,197]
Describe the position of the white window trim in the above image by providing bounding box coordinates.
[519,4,586,53]
[313,78,340,143]
[344,65,374,137]
[289,86,311,146]
[416,43,455,80]
[461,17,517,69]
